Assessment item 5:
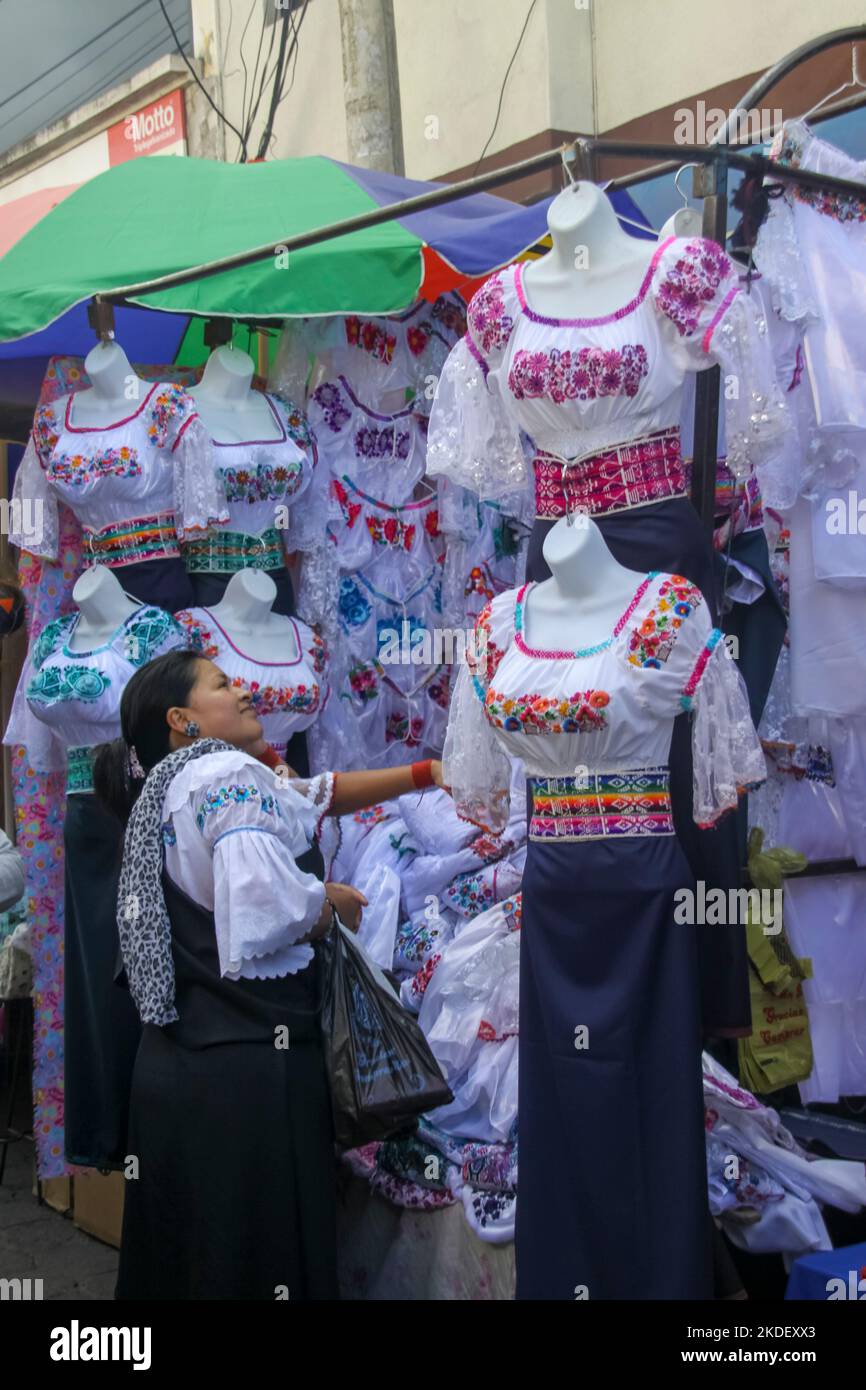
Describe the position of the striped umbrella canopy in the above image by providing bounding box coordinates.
[0,153,652,359]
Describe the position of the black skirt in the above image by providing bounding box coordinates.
[116,871,338,1301]
[63,794,141,1170]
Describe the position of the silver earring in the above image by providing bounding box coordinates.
[185,721,200,738]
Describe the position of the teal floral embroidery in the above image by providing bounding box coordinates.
[28,665,111,706]
[121,608,180,667]
[31,615,77,671]
[195,783,281,833]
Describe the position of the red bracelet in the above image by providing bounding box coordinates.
[257,744,282,771]
[411,758,435,790]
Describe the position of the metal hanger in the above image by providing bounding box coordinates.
[801,45,866,121]
[659,165,704,239]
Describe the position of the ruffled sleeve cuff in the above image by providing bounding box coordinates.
[426,336,528,502]
[8,437,59,559]
[685,635,766,827]
[442,659,512,834]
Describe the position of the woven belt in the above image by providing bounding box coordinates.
[534,427,685,520]
[67,745,96,796]
[528,768,674,841]
[182,526,284,574]
[83,511,180,567]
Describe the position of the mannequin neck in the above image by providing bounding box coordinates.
[208,571,299,663]
[544,518,633,599]
[76,342,141,421]
[524,518,641,652]
[70,566,139,647]
[194,346,256,406]
[211,585,276,630]
[523,184,652,317]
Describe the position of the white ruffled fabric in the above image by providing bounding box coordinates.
[9,437,58,558]
[171,412,230,541]
[427,337,529,503]
[162,749,326,980]
[690,639,767,828]
[442,659,512,834]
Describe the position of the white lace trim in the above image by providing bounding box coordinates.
[692,640,767,827]
[426,337,529,502]
[9,436,59,558]
[442,660,512,834]
[172,417,230,540]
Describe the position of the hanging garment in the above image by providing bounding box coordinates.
[2,603,186,1168]
[183,392,325,615]
[443,574,765,1299]
[10,383,228,610]
[270,293,467,414]
[327,475,441,572]
[173,607,329,764]
[307,376,426,502]
[427,236,791,520]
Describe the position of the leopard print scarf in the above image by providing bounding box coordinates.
[117,737,234,1026]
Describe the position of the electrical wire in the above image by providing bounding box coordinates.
[0,0,154,112]
[0,19,192,135]
[255,7,292,160]
[471,0,539,178]
[156,0,249,161]
[242,9,280,154]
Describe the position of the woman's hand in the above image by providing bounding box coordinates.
[324,882,368,933]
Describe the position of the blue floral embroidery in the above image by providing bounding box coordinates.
[161,821,178,848]
[28,665,111,706]
[195,783,281,833]
[338,576,372,631]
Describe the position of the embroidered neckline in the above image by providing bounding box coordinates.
[64,381,160,433]
[514,238,675,329]
[339,473,436,513]
[207,393,289,448]
[201,607,305,669]
[338,375,415,422]
[62,605,148,658]
[514,572,659,660]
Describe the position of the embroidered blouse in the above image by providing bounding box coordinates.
[307,375,427,503]
[4,605,188,776]
[442,571,766,834]
[174,606,330,760]
[9,382,228,559]
[426,236,791,513]
[161,749,335,980]
[203,392,323,546]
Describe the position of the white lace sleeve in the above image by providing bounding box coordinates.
[706,290,795,505]
[426,336,528,501]
[171,414,229,540]
[685,637,767,828]
[753,196,820,325]
[442,660,511,834]
[3,657,66,772]
[9,437,58,559]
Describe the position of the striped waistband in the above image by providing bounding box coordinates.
[181,526,284,573]
[528,768,674,841]
[83,512,180,567]
[67,745,96,796]
[534,428,684,521]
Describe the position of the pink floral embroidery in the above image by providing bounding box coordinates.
[148,384,190,447]
[509,343,648,403]
[654,240,731,338]
[467,272,514,356]
[627,575,702,668]
[366,514,417,551]
[385,712,424,746]
[345,316,396,364]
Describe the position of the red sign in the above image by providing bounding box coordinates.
[108,89,186,166]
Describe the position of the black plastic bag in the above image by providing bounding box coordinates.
[317,921,453,1150]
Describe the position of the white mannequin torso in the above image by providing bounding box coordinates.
[68,341,146,428]
[523,517,641,652]
[69,565,140,651]
[522,183,655,319]
[205,569,299,663]
[191,346,282,444]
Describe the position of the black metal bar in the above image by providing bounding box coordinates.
[690,158,729,534]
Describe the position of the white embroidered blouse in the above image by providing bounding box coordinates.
[161,749,334,980]
[10,381,228,557]
[443,570,766,834]
[426,236,791,506]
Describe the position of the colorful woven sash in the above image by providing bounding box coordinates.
[66,745,96,796]
[533,427,685,520]
[528,767,674,841]
[82,511,180,566]
[182,526,284,574]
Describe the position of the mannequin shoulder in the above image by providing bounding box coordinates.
[620,571,711,670]
[651,236,738,334]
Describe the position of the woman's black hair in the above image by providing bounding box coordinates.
[93,648,205,825]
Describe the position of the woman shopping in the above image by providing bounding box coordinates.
[93,647,446,1301]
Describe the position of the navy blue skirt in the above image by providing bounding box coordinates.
[516,831,713,1301]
